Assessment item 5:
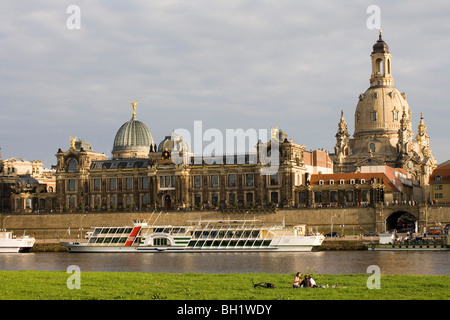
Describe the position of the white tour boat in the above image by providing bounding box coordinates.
[61,218,324,253]
[0,230,35,253]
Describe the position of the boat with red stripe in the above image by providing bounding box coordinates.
[61,213,324,253]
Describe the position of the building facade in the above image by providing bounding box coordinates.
[0,157,56,212]
[331,32,437,201]
[54,107,332,212]
[429,161,450,204]
[297,165,422,208]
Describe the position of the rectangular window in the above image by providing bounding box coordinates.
[126,177,133,190]
[93,178,101,191]
[362,190,370,202]
[346,191,354,202]
[270,192,279,204]
[246,192,254,203]
[245,173,254,186]
[68,179,76,191]
[212,193,219,206]
[228,174,236,187]
[126,196,132,206]
[330,191,338,202]
[194,194,201,206]
[142,177,148,190]
[110,178,117,191]
[270,173,279,186]
[314,191,322,203]
[229,193,236,204]
[160,176,175,188]
[211,175,219,188]
[299,191,307,203]
[142,195,148,205]
[110,196,116,207]
[194,175,202,188]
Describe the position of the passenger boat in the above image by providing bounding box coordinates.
[61,218,324,253]
[0,230,35,253]
[368,233,449,251]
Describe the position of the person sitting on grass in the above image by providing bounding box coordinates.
[300,275,311,288]
[292,272,302,288]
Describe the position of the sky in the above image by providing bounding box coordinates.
[1,0,449,168]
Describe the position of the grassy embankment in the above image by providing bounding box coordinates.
[0,271,448,300]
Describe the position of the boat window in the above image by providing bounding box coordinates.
[154,238,168,246]
[95,237,105,244]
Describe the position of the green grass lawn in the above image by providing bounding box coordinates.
[0,271,448,300]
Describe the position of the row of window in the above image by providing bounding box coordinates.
[299,190,370,203]
[67,194,148,208]
[193,191,279,206]
[355,109,400,123]
[193,173,271,188]
[318,178,367,186]
[66,173,280,192]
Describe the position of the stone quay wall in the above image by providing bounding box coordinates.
[2,205,449,241]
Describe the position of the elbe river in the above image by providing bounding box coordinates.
[0,251,448,275]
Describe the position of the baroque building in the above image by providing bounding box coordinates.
[331,32,437,200]
[54,105,332,212]
[0,157,56,212]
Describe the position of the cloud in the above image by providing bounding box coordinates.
[0,0,449,167]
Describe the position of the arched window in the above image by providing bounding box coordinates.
[68,159,78,173]
[393,109,399,121]
[371,110,377,122]
[375,58,383,74]
[369,143,376,153]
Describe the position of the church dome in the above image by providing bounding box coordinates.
[372,34,389,54]
[354,87,410,137]
[112,102,155,159]
[158,132,191,153]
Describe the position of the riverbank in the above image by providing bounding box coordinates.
[0,271,448,300]
[31,237,371,252]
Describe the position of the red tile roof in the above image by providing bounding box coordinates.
[430,162,450,183]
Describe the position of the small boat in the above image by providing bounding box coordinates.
[0,230,35,253]
[61,218,325,253]
[368,233,449,251]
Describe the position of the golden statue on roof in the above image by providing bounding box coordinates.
[131,100,138,117]
[70,136,77,149]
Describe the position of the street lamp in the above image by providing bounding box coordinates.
[331,214,340,237]
[80,214,87,239]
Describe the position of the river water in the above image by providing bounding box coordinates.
[0,251,448,275]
